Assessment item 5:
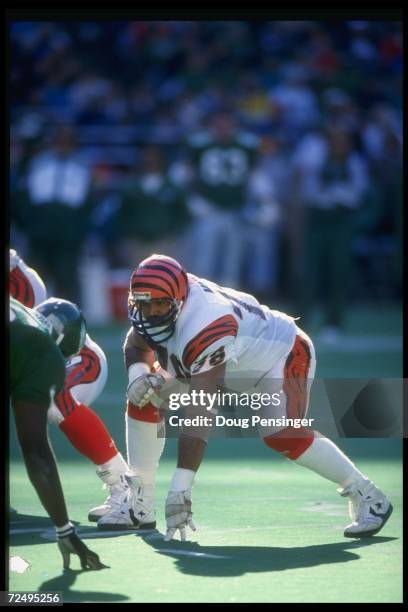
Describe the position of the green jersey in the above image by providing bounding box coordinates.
[188,131,259,211]
[10,297,66,407]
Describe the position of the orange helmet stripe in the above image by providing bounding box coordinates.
[131,263,188,301]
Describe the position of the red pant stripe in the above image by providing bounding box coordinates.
[10,268,35,308]
[54,387,77,417]
[65,346,101,389]
[283,335,312,420]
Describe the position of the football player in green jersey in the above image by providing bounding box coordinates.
[10,297,106,570]
[186,109,259,286]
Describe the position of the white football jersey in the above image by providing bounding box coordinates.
[9,250,108,415]
[158,274,297,388]
[9,250,47,308]
[48,334,108,425]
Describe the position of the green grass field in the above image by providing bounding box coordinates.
[9,304,403,603]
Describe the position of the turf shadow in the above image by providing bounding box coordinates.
[139,532,398,577]
[9,511,80,528]
[38,569,129,603]
[9,512,81,547]
[9,515,134,547]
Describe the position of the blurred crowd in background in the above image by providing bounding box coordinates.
[10,20,402,336]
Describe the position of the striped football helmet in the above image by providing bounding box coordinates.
[128,254,189,345]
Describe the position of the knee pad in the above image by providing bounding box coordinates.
[127,400,162,423]
[263,426,314,460]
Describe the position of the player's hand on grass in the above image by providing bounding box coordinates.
[164,490,196,541]
[56,523,107,570]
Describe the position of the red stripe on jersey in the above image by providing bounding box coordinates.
[9,267,35,307]
[182,315,238,369]
[64,345,102,389]
[282,335,312,420]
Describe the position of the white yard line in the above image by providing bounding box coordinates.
[10,527,50,535]
[157,549,230,559]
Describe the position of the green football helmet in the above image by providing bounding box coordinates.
[35,297,87,358]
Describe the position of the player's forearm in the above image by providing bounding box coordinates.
[22,445,69,528]
[174,364,224,473]
[168,432,207,492]
[13,401,70,527]
[123,327,154,370]
[177,433,207,473]
[125,346,150,370]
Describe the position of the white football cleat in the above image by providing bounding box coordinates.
[88,482,129,522]
[338,480,393,538]
[97,474,156,531]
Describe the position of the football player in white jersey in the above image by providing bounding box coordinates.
[9,249,130,522]
[100,253,393,541]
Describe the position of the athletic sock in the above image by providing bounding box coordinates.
[294,434,369,487]
[96,452,129,486]
[126,414,165,488]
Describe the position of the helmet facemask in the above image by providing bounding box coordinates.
[128,294,183,345]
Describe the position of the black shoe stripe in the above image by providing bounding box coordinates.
[129,508,156,530]
[369,506,387,518]
[344,504,393,539]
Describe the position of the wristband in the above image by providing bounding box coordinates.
[170,468,195,492]
[55,521,75,539]
[128,362,150,384]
